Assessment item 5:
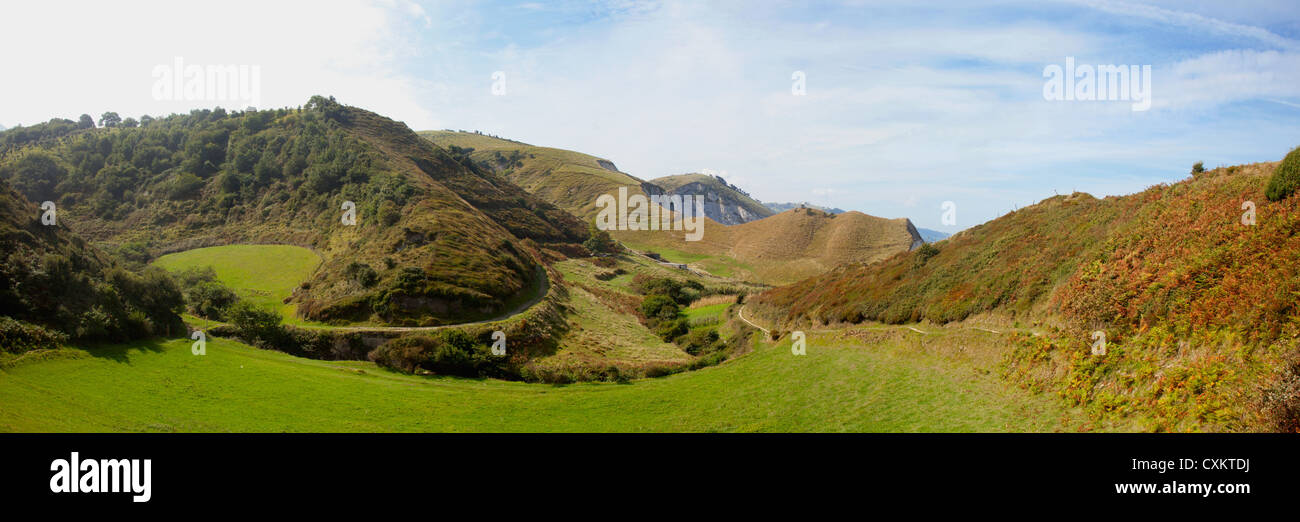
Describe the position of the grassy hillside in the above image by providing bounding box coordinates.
[0,178,183,343]
[152,245,321,324]
[619,207,923,285]
[420,130,650,220]
[646,173,774,225]
[751,160,1300,431]
[0,329,1090,432]
[0,97,584,326]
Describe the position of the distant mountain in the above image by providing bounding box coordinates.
[420,131,922,283]
[0,123,7,131]
[764,202,846,214]
[423,133,777,226]
[646,173,774,225]
[916,227,950,243]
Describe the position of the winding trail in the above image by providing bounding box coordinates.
[736,305,770,336]
[736,305,1030,339]
[195,265,550,334]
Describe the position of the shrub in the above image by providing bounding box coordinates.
[1265,147,1300,201]
[0,317,67,354]
[167,172,205,200]
[226,301,285,346]
[344,262,378,288]
[640,295,680,321]
[1191,161,1205,176]
[1260,352,1300,432]
[369,329,502,377]
[912,242,939,268]
[632,275,702,305]
[582,222,619,254]
[654,317,689,342]
[186,281,239,320]
[678,328,720,355]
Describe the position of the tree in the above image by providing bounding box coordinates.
[1191,161,1205,176]
[77,114,95,129]
[582,222,619,254]
[99,112,121,128]
[121,118,139,128]
[0,150,66,202]
[226,301,284,346]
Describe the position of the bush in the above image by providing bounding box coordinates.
[0,317,67,354]
[186,281,239,320]
[639,295,680,321]
[677,328,720,355]
[582,223,619,254]
[912,242,939,268]
[1260,352,1300,432]
[1265,147,1300,202]
[167,172,205,200]
[226,301,284,346]
[1191,161,1205,176]
[654,317,689,342]
[174,266,239,320]
[369,329,502,377]
[344,262,378,288]
[632,275,702,305]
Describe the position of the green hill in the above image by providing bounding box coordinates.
[750,160,1300,431]
[0,327,1088,432]
[0,177,183,344]
[619,207,923,285]
[0,97,585,326]
[420,130,651,220]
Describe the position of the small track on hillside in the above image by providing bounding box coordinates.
[194,264,550,334]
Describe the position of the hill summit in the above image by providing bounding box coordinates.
[644,173,774,225]
[0,96,586,326]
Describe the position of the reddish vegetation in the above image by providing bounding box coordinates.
[751,162,1300,430]
[753,162,1299,344]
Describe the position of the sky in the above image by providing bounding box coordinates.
[3,0,1300,232]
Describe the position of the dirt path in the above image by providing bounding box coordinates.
[736,305,1030,339]
[736,305,771,336]
[197,264,550,334]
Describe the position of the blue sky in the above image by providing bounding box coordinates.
[4,0,1300,231]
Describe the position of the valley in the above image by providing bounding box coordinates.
[1,98,1298,433]
[0,323,1094,432]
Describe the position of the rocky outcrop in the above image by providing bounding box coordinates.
[643,173,775,225]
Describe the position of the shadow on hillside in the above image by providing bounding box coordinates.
[78,337,178,364]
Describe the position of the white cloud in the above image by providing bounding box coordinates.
[1066,0,1300,51]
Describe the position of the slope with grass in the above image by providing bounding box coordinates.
[0,177,183,342]
[524,251,763,381]
[619,207,923,285]
[751,160,1300,431]
[0,98,584,327]
[420,130,652,220]
[152,244,322,325]
[0,326,1093,432]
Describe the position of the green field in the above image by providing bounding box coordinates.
[0,330,1090,432]
[152,245,322,325]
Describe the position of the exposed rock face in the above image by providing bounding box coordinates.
[901,218,925,250]
[643,173,775,225]
[596,159,621,173]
